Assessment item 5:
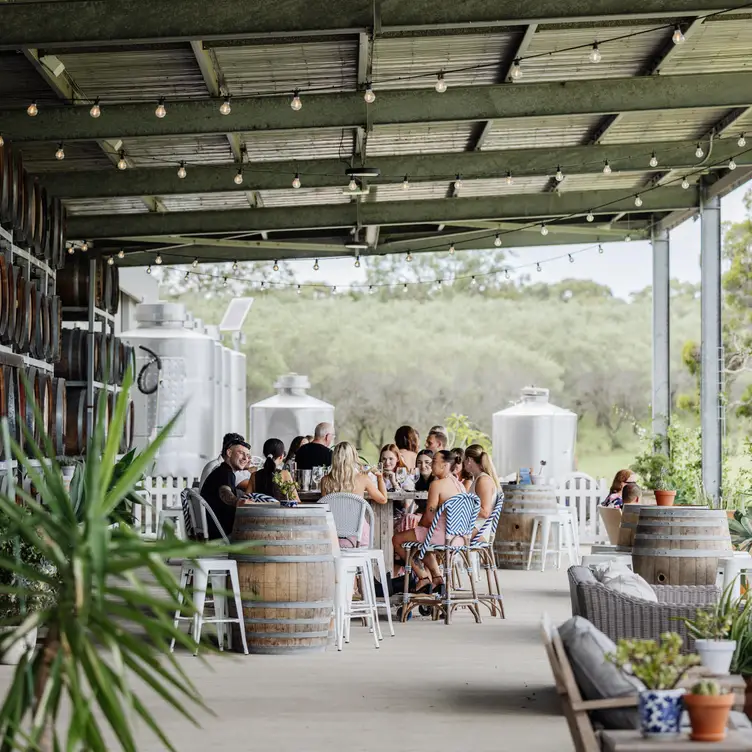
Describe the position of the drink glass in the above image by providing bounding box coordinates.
[396,468,408,488]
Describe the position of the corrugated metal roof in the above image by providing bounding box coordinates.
[556,171,648,192]
[60,46,208,102]
[258,187,352,207]
[157,193,252,212]
[20,140,114,172]
[599,107,730,144]
[367,123,474,155]
[371,33,517,89]
[242,128,354,162]
[0,52,62,106]
[213,40,357,96]
[457,176,549,197]
[373,181,450,202]
[660,18,752,75]
[121,135,234,166]
[63,197,149,215]
[481,114,600,150]
[521,24,667,82]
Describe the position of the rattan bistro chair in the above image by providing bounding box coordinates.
[468,490,505,618]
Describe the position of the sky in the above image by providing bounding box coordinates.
[280,179,752,301]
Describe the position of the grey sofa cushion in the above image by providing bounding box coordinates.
[568,566,598,616]
[558,615,644,730]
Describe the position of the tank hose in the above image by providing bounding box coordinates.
[136,345,162,395]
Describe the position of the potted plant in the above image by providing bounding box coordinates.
[729,509,752,552]
[273,470,299,507]
[683,680,735,741]
[608,632,701,738]
[631,448,676,506]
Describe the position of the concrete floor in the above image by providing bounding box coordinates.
[132,566,574,752]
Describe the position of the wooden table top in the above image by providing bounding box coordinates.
[298,490,427,502]
[601,730,752,751]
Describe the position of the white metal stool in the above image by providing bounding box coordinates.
[157,507,186,540]
[341,547,395,637]
[526,514,577,572]
[171,558,249,655]
[335,553,380,651]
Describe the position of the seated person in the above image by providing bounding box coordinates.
[394,425,420,471]
[199,432,246,487]
[199,437,251,539]
[295,422,334,470]
[425,429,448,453]
[621,481,642,505]
[414,449,434,493]
[285,435,308,467]
[251,438,299,502]
[463,444,501,539]
[379,443,406,491]
[601,469,638,509]
[451,447,470,489]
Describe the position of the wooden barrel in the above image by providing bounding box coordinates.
[12,153,24,242]
[50,376,66,456]
[104,262,120,315]
[120,398,134,453]
[64,386,87,456]
[56,329,92,381]
[1,265,17,347]
[229,505,336,654]
[27,284,39,359]
[14,274,31,353]
[0,366,14,456]
[0,255,8,343]
[494,484,560,569]
[632,507,732,586]
[0,143,10,226]
[56,259,104,309]
[617,501,659,548]
[50,296,61,363]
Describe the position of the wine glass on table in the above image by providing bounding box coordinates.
[396,467,408,489]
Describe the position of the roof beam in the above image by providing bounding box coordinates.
[42,137,745,199]
[7,72,752,142]
[67,185,697,239]
[1,0,747,49]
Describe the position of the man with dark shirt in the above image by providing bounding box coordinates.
[295,422,334,469]
[200,438,251,539]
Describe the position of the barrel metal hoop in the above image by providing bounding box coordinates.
[241,600,334,609]
[244,617,332,625]
[247,631,330,640]
[231,555,335,563]
[634,534,730,541]
[632,549,730,557]
[232,526,331,533]
[234,539,330,547]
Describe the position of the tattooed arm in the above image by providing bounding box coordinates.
[218,485,240,508]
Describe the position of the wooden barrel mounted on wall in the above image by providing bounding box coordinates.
[64,387,87,456]
[104,262,120,315]
[0,366,19,455]
[0,144,10,227]
[229,505,336,654]
[632,507,732,586]
[0,255,8,344]
[50,296,62,363]
[50,377,66,456]
[494,484,560,570]
[56,259,104,309]
[120,399,134,453]
[1,265,17,348]
[56,329,97,382]
[13,274,31,354]
[12,153,24,242]
[617,502,658,548]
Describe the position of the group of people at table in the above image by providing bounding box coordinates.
[198,422,502,595]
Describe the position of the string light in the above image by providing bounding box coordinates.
[586,211,594,222]
[555,166,564,182]
[494,233,502,247]
[471,276,477,286]
[437,279,443,288]
[454,174,463,190]
[406,251,413,262]
[695,143,705,159]
[297,284,302,295]
[192,258,199,268]
[625,233,632,242]
[602,160,612,175]
[354,255,361,268]
[177,161,187,179]
[568,254,574,263]
[222,277,228,287]
[146,265,152,274]
[155,98,167,118]
[598,244,604,254]
[233,168,244,185]
[292,173,301,189]
[348,178,358,191]
[435,72,448,93]
[729,157,737,170]
[589,42,602,63]
[219,96,232,115]
[27,102,38,117]
[364,83,376,103]
[55,143,65,161]
[449,242,456,254]
[510,59,522,80]
[155,254,163,265]
[332,285,337,294]
[672,25,685,44]
[506,171,513,185]
[369,285,375,294]
[117,150,127,170]
[313,259,320,271]
[402,176,409,190]
[403,283,408,293]
[504,269,510,280]
[184,271,190,281]
[536,262,542,272]
[80,241,89,252]
[540,224,549,236]
[738,134,747,147]
[0,136,4,147]
[291,90,302,111]
[649,152,658,168]
[89,98,101,118]
[232,260,238,271]
[681,177,690,189]
[634,194,643,207]
[67,245,75,255]
[273,260,279,271]
[261,281,266,290]
[107,256,114,266]
[117,249,125,259]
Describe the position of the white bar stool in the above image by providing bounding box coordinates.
[340,547,395,637]
[334,553,380,651]
[157,507,186,540]
[716,552,752,599]
[171,558,249,655]
[526,513,577,572]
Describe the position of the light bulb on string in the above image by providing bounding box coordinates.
[292,173,301,189]
[681,177,690,189]
[192,258,199,268]
[260,281,266,290]
[589,42,602,63]
[506,171,513,185]
[354,255,361,268]
[155,254,162,265]
[598,244,604,254]
[449,242,455,255]
[233,169,243,185]
[504,269,510,280]
[155,98,167,118]
[634,194,643,207]
[540,224,548,236]
[296,285,302,295]
[602,160,612,175]
[729,157,737,170]
[435,72,448,93]
[290,90,302,111]
[146,265,152,275]
[117,150,127,170]
[89,98,101,118]
[402,176,409,190]
[232,260,238,271]
[177,162,187,179]
[222,277,228,287]
[369,285,375,295]
[739,134,747,147]
[649,152,658,168]
[555,166,564,182]
[625,233,632,242]
[348,178,358,191]
[510,59,522,80]
[331,285,337,294]
[273,260,279,272]
[0,136,4,147]
[695,143,704,158]
[363,83,375,103]
[117,249,125,259]
[55,143,65,160]
[80,241,89,252]
[67,245,75,255]
[403,283,408,293]
[406,251,412,262]
[471,276,477,286]
[494,233,502,247]
[313,259,319,271]
[672,25,685,44]
[454,174,462,190]
[437,279,442,288]
[184,271,190,281]
[536,262,542,272]
[219,96,232,115]
[27,102,38,117]
[568,254,574,263]
[586,210,594,222]
[107,256,114,266]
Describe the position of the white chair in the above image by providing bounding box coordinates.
[716,552,752,599]
[170,489,249,655]
[334,551,381,650]
[525,512,578,572]
[321,492,395,639]
[156,506,186,540]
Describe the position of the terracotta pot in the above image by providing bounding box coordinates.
[684,693,734,741]
[653,489,677,506]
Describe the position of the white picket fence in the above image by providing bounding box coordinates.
[554,472,609,544]
[134,475,197,537]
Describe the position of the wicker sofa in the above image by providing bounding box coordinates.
[567,565,720,651]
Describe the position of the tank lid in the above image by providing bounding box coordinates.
[274,373,311,394]
[135,302,186,326]
[205,324,220,341]
[520,386,549,403]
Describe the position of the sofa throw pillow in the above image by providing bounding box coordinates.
[590,560,632,583]
[558,615,644,730]
[600,569,658,603]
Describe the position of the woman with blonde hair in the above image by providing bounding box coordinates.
[462,444,500,538]
[321,441,387,547]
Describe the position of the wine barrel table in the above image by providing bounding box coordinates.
[494,484,560,569]
[230,504,336,654]
[632,507,731,586]
[617,502,657,548]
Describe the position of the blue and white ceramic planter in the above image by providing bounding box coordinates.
[279,499,299,508]
[638,689,685,738]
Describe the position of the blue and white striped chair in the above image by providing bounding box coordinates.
[401,492,481,625]
[247,493,279,504]
[469,490,505,618]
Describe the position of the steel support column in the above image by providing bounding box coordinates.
[700,187,723,506]
[651,226,670,440]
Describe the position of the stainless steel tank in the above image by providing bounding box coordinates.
[249,373,334,456]
[120,302,218,478]
[222,346,233,441]
[492,386,577,483]
[204,325,224,448]
[229,349,247,438]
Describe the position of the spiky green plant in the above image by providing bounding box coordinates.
[680,580,747,641]
[690,679,728,696]
[0,370,239,751]
[729,509,752,552]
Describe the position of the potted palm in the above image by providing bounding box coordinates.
[683,680,735,741]
[608,632,700,738]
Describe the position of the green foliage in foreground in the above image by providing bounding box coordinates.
[0,371,236,751]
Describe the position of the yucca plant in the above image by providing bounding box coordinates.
[729,509,752,552]
[0,369,236,751]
